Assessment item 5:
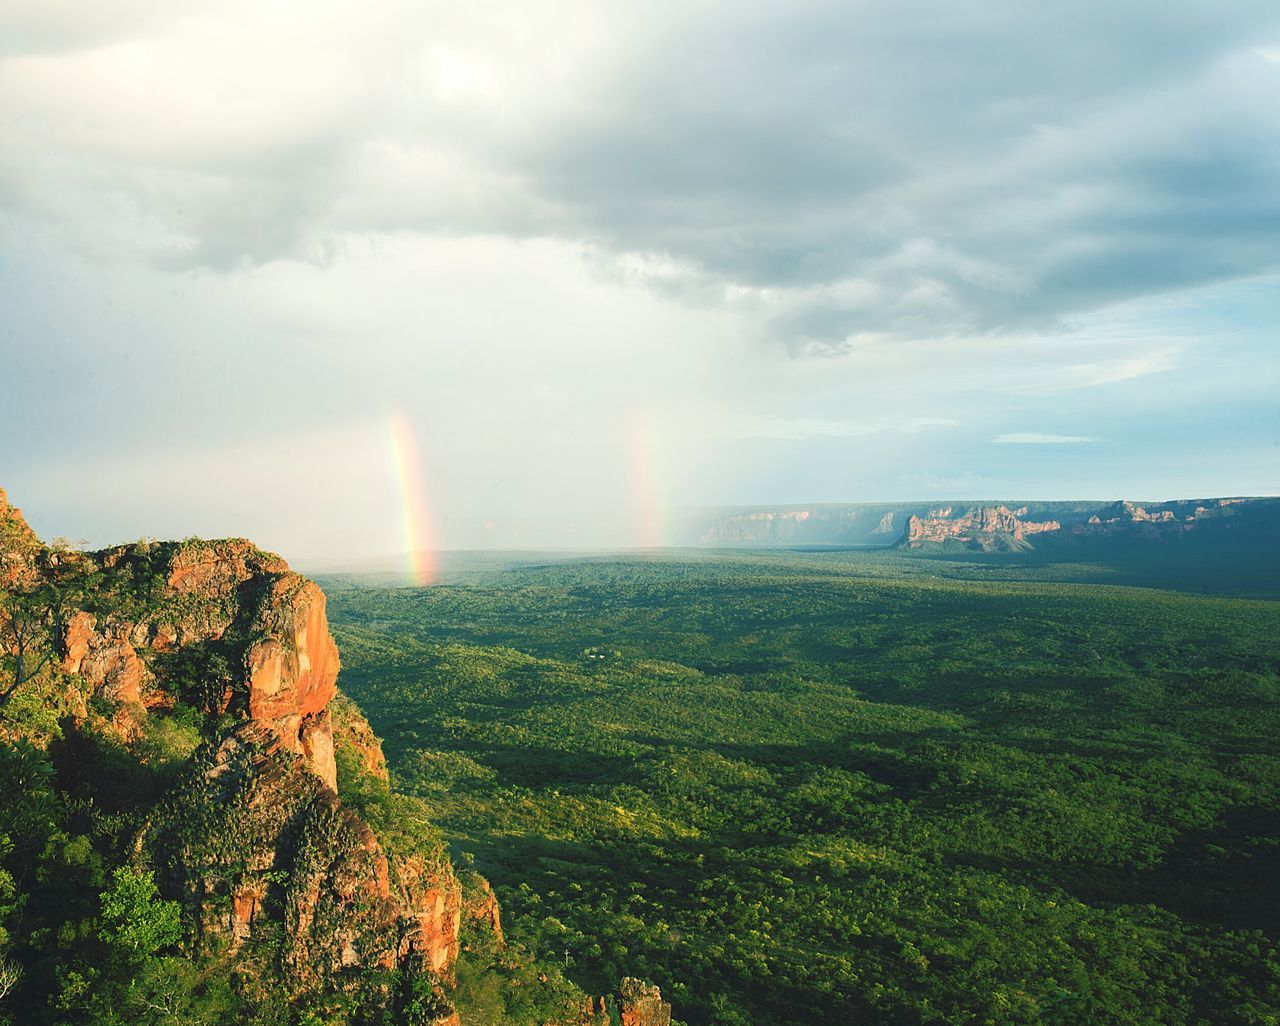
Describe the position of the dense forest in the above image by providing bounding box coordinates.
[324,548,1280,1026]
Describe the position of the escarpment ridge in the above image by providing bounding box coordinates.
[685,495,1280,551]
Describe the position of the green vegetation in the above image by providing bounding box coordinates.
[327,549,1280,1026]
[3,524,1278,1025]
[0,703,262,1025]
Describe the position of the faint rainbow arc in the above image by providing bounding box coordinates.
[627,409,668,549]
[387,412,438,586]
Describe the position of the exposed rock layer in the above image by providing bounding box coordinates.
[0,489,518,1023]
[25,527,471,1006]
[618,978,673,1026]
[691,496,1280,550]
[902,505,1061,550]
[55,539,341,785]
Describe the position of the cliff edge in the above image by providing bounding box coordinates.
[0,489,474,1023]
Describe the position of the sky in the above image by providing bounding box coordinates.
[2,1,1279,560]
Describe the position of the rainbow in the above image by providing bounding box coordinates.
[387,411,438,586]
[626,409,668,548]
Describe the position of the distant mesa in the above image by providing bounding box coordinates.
[688,495,1280,553]
[901,505,1060,551]
[898,496,1280,552]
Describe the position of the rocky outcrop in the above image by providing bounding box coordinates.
[0,487,39,588]
[332,692,390,783]
[53,534,470,993]
[618,978,672,1026]
[900,506,1062,550]
[0,489,505,1025]
[76,621,150,705]
[691,496,1280,551]
[52,538,342,786]
[895,496,1280,551]
[154,723,393,962]
[394,852,462,976]
[1069,499,1194,539]
[243,574,341,772]
[152,721,463,1013]
[462,872,504,944]
[299,711,338,792]
[576,980,672,1026]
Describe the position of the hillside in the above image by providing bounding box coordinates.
[0,488,672,1026]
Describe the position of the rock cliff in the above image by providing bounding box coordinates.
[51,538,342,785]
[618,978,673,1026]
[1,504,480,1021]
[1,487,688,1025]
[894,498,1280,551]
[900,505,1061,550]
[577,980,672,1026]
[690,496,1280,552]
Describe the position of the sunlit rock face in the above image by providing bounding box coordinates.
[53,537,342,786]
[2,486,495,1023]
[149,721,465,994]
[0,487,39,588]
[619,978,673,1026]
[902,505,1062,549]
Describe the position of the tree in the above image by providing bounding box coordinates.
[0,584,62,708]
[97,868,181,961]
[0,956,19,1002]
[0,739,58,859]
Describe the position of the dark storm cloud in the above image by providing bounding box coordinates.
[7,1,1277,349]
[502,1,1280,345]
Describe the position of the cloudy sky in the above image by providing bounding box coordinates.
[3,1,1279,558]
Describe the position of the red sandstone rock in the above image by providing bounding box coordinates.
[300,711,338,792]
[166,539,288,595]
[618,979,672,1026]
[79,626,148,704]
[902,505,1061,548]
[243,579,340,779]
[60,611,96,674]
[395,852,462,975]
[231,879,267,944]
[6,491,482,1017]
[52,538,344,786]
[246,580,339,722]
[464,875,504,944]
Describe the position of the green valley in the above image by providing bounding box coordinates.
[326,550,1280,1026]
